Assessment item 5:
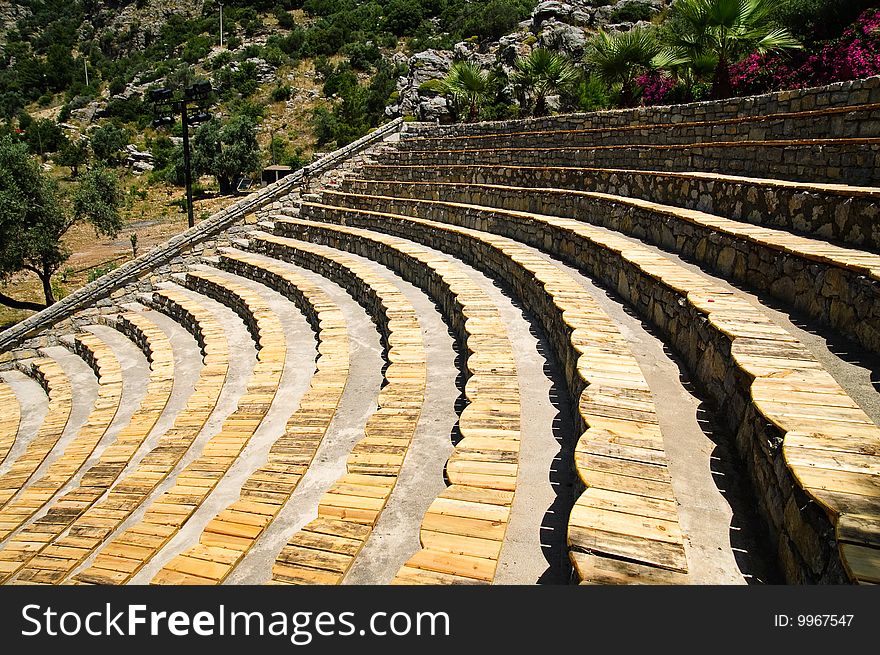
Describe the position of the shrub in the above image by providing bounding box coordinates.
[730,8,880,95]
[609,1,655,23]
[271,84,293,101]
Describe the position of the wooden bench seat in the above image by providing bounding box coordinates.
[274,209,689,584]
[0,381,21,467]
[212,237,428,585]
[151,251,351,584]
[0,333,123,542]
[0,358,73,512]
[72,271,287,585]
[330,184,880,355]
[289,198,880,584]
[0,311,174,583]
[250,221,523,584]
[357,164,880,252]
[9,290,229,585]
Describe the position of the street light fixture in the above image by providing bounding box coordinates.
[149,81,214,229]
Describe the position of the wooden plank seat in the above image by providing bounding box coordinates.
[276,207,689,584]
[357,164,880,252]
[0,311,174,583]
[250,221,522,584]
[332,183,880,355]
[8,290,229,585]
[398,102,880,151]
[0,332,123,543]
[150,250,351,585]
[0,358,73,513]
[214,237,428,586]
[288,197,880,584]
[70,270,287,585]
[377,138,880,186]
[0,381,21,467]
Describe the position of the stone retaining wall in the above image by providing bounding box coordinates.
[380,139,880,185]
[400,105,880,149]
[340,183,880,354]
[402,76,880,137]
[359,165,880,251]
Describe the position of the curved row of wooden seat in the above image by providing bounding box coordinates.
[380,139,880,185]
[0,358,73,511]
[337,182,880,355]
[0,382,20,467]
[359,164,880,252]
[8,290,229,584]
[151,250,352,585]
[0,333,123,543]
[294,192,880,583]
[277,207,689,584]
[0,311,174,583]
[259,217,523,584]
[72,270,287,585]
[226,236,429,585]
[399,102,880,150]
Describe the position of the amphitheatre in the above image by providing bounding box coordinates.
[0,75,878,586]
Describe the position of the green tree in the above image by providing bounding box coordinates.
[511,48,581,117]
[192,115,261,194]
[25,118,66,156]
[585,27,662,107]
[383,0,424,36]
[421,61,494,122]
[91,124,129,165]
[0,137,123,307]
[57,138,89,177]
[661,0,801,98]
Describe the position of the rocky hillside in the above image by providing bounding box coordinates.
[388,0,667,121]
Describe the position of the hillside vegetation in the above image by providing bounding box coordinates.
[1,0,879,325]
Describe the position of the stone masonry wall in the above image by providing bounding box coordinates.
[360,165,880,251]
[402,75,880,137]
[380,139,880,185]
[341,182,880,355]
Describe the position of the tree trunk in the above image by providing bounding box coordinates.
[711,55,732,100]
[218,175,233,195]
[468,98,479,123]
[0,292,44,312]
[534,94,547,117]
[40,268,55,307]
[620,81,637,108]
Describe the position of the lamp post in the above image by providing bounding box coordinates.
[149,81,213,229]
[219,2,224,48]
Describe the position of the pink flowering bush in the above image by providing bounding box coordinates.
[636,72,676,104]
[730,8,880,95]
[635,71,710,106]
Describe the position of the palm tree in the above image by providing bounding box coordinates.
[585,27,662,107]
[511,48,581,117]
[661,0,801,99]
[421,61,493,123]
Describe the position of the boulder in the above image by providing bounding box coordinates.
[418,96,449,122]
[532,1,574,29]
